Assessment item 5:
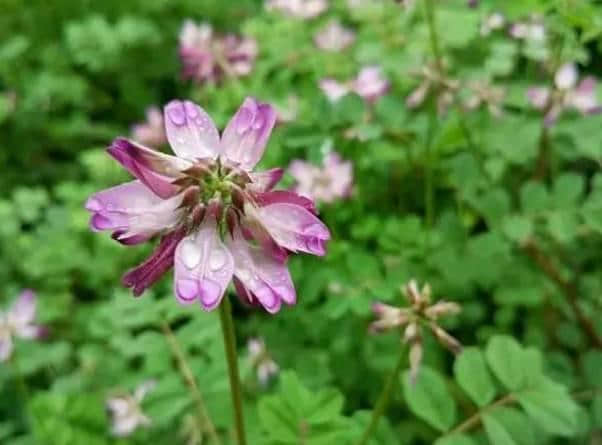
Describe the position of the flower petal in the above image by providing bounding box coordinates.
[221,97,277,170]
[108,138,187,198]
[86,181,185,243]
[8,290,36,329]
[248,168,284,192]
[228,230,296,313]
[122,229,185,296]
[255,190,317,215]
[526,87,550,110]
[174,217,234,310]
[164,100,221,160]
[555,63,578,90]
[251,203,331,256]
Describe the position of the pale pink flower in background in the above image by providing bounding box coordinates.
[131,106,167,147]
[464,80,505,117]
[480,13,505,36]
[406,62,460,115]
[314,20,355,52]
[289,152,353,204]
[0,290,46,362]
[179,20,258,84]
[509,16,546,42]
[106,380,155,437]
[275,95,300,124]
[320,66,389,104]
[248,338,279,385]
[265,0,328,19]
[527,62,601,126]
[86,97,330,313]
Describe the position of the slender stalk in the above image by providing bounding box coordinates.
[424,106,436,231]
[160,321,221,445]
[423,0,443,71]
[445,394,516,436]
[10,348,30,414]
[218,297,247,445]
[523,241,602,348]
[356,350,406,445]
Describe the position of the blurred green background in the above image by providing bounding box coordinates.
[1,0,602,444]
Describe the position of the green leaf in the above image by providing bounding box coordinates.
[516,377,580,437]
[482,412,517,445]
[434,434,478,445]
[485,336,526,391]
[402,366,457,432]
[502,215,533,243]
[454,347,497,407]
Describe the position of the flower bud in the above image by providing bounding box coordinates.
[408,341,423,384]
[425,301,461,320]
[430,322,462,355]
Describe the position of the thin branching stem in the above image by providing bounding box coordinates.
[219,297,247,445]
[161,321,222,445]
[523,241,602,348]
[445,394,516,437]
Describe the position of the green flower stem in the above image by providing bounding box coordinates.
[423,0,442,71]
[219,296,247,445]
[161,321,221,445]
[443,394,516,437]
[356,350,406,445]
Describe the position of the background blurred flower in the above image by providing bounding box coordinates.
[527,62,601,126]
[509,16,546,42]
[248,338,279,385]
[265,0,328,19]
[131,106,167,147]
[314,20,355,51]
[179,20,258,84]
[464,80,505,116]
[288,152,353,204]
[86,98,330,313]
[0,290,46,362]
[320,66,388,104]
[406,62,459,115]
[480,12,505,36]
[106,380,156,437]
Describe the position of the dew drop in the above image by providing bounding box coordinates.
[181,240,201,269]
[209,249,226,271]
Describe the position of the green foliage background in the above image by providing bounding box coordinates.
[1,0,601,444]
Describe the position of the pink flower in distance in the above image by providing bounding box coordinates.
[0,290,46,362]
[131,106,167,147]
[179,20,258,84]
[265,0,328,19]
[527,62,601,126]
[314,20,355,52]
[289,152,353,204]
[320,66,389,104]
[106,380,155,437]
[86,98,330,313]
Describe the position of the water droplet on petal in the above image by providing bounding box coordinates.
[209,249,226,271]
[181,240,202,269]
[167,103,186,126]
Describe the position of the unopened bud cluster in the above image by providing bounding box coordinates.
[370,279,462,382]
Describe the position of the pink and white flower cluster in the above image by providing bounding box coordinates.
[0,290,46,362]
[288,152,353,204]
[265,0,328,19]
[314,20,355,52]
[86,98,331,313]
[106,380,155,437]
[320,66,389,104]
[132,106,167,147]
[527,63,601,126]
[179,21,258,84]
